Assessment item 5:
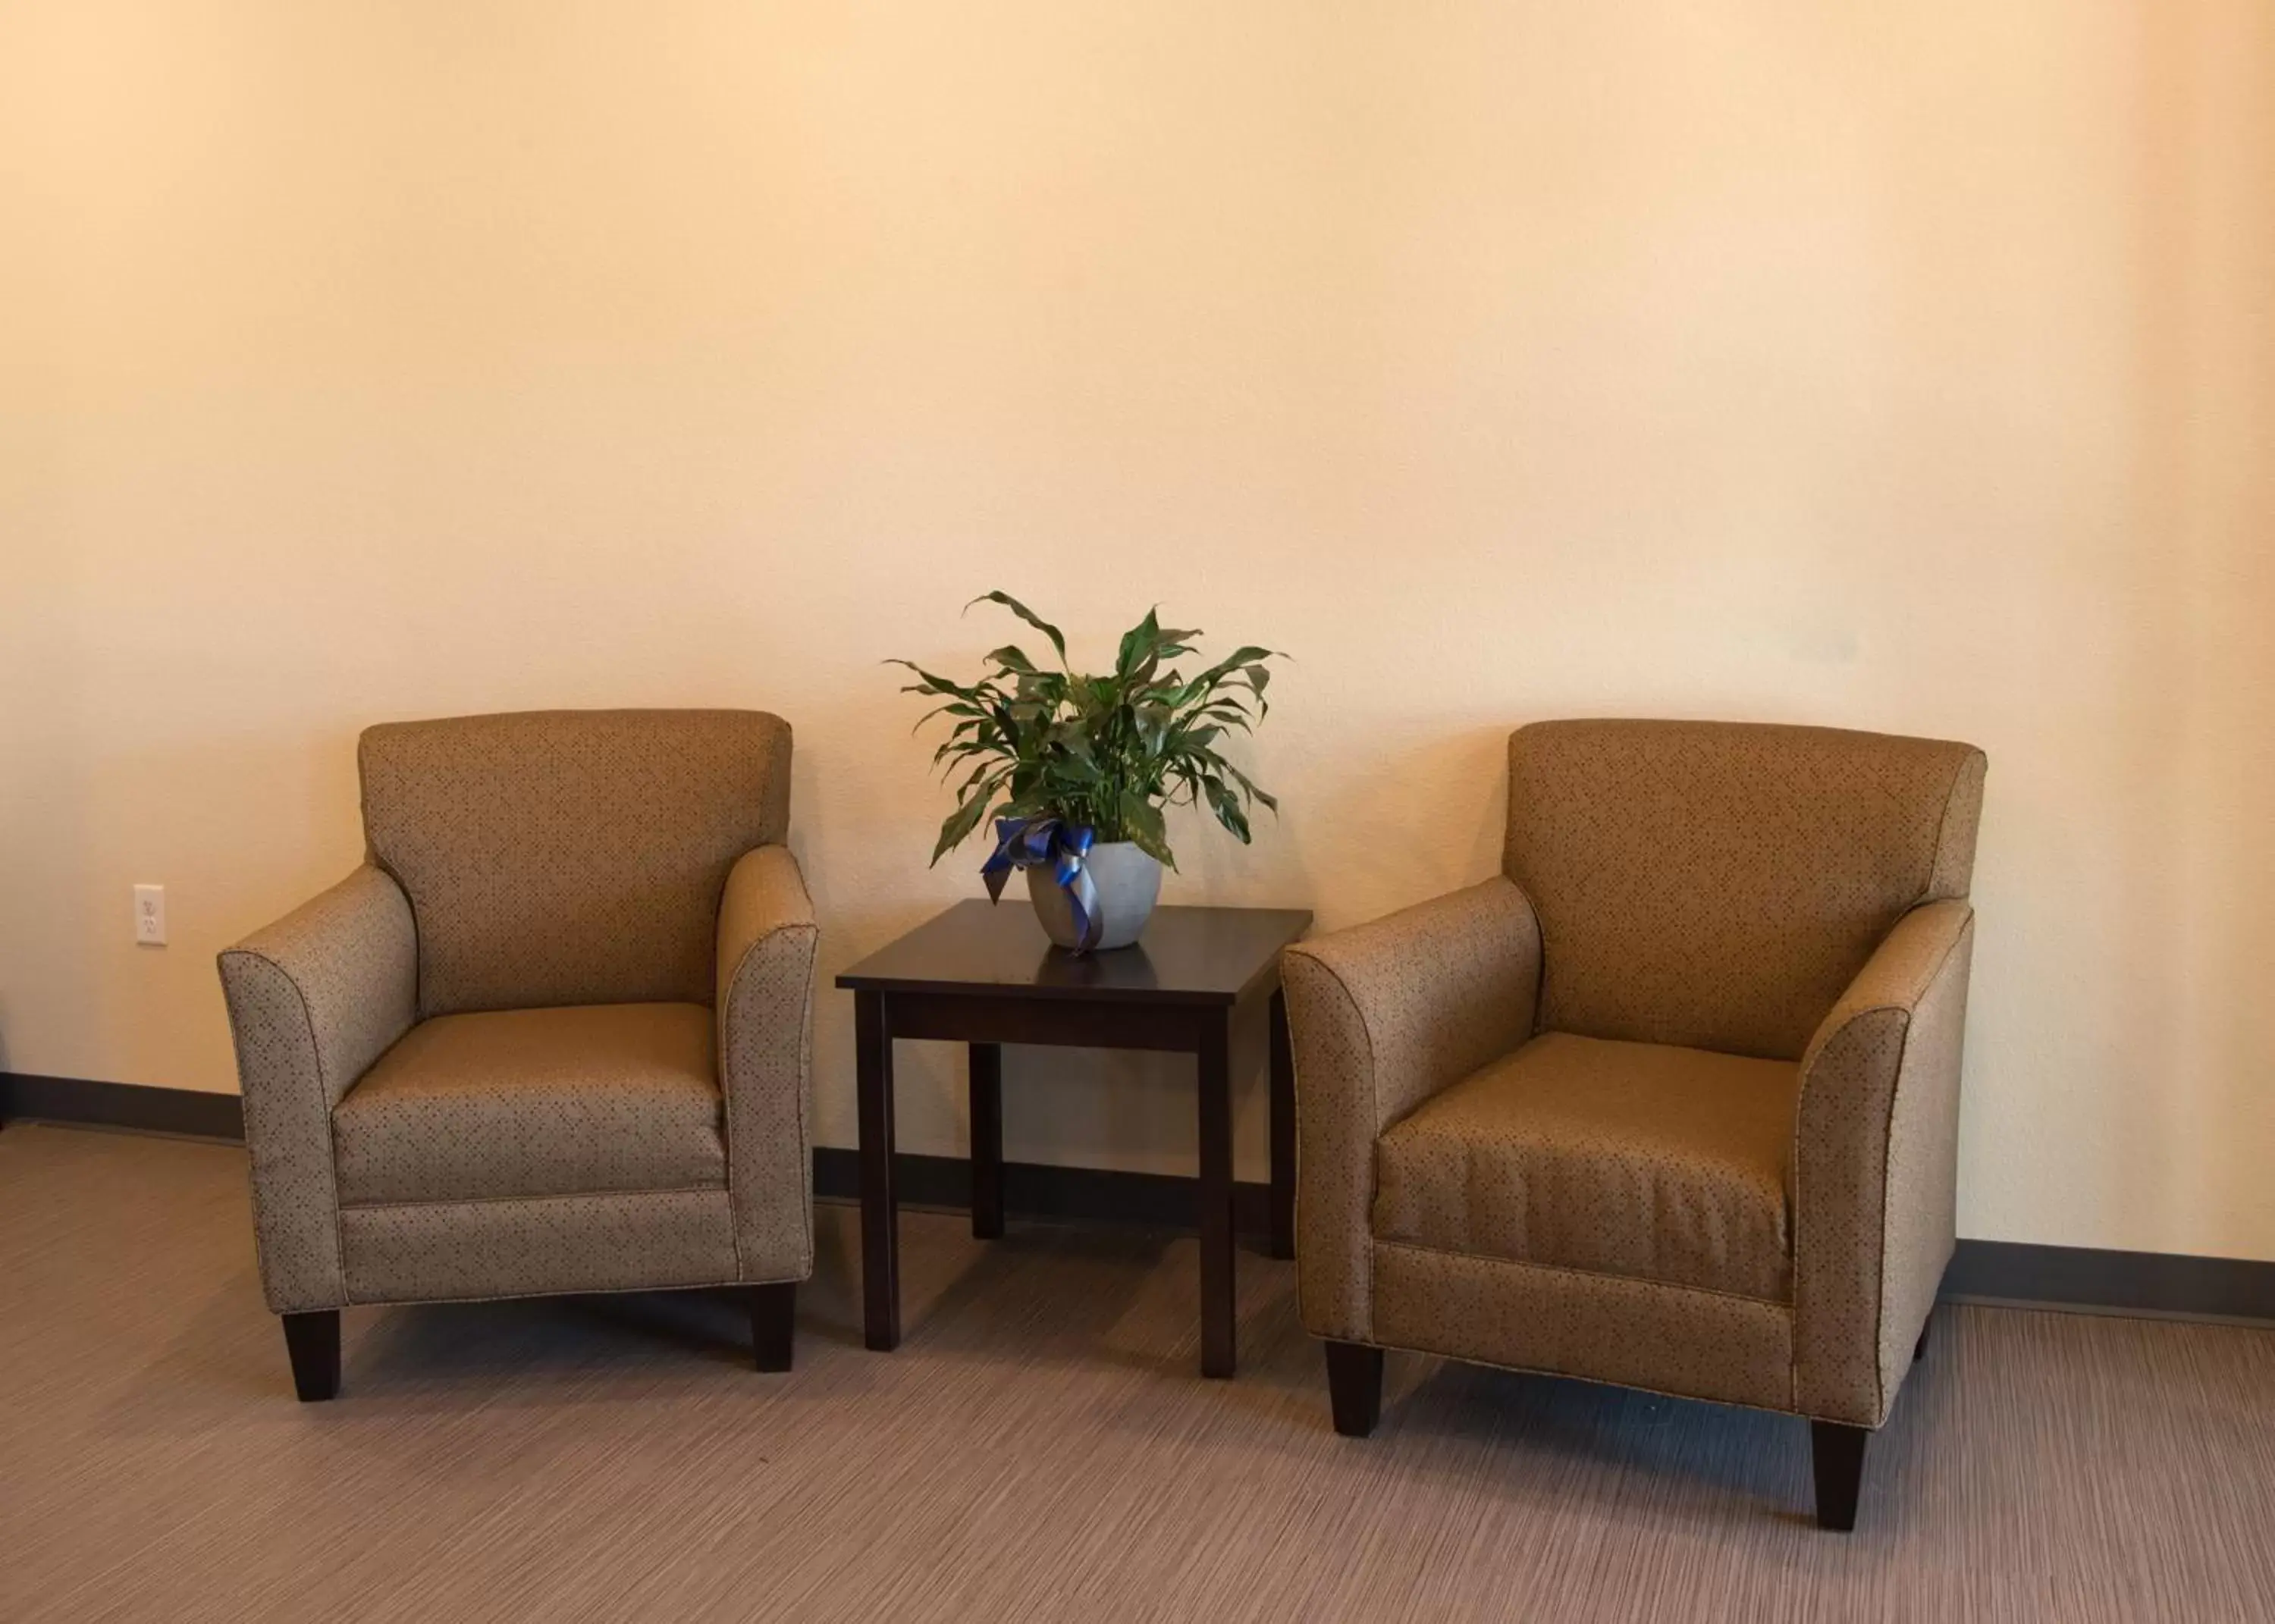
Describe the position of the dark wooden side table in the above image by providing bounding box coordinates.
[835,899,1312,1378]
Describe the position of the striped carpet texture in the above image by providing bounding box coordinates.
[3,1123,2270,1622]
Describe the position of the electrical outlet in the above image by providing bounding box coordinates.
[133,883,167,945]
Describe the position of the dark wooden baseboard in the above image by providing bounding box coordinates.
[1,1073,245,1140]
[8,1073,2273,1325]
[1941,1240,2275,1325]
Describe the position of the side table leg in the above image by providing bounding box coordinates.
[1198,1017,1236,1378]
[1268,986,1296,1262]
[855,990,901,1352]
[969,1042,1004,1240]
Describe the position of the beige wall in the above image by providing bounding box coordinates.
[5,3,2270,1258]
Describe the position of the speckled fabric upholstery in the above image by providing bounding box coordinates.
[338,1190,739,1303]
[1374,1033,1800,1301]
[1281,879,1542,1343]
[1793,899,1975,1426]
[716,845,820,1282]
[217,710,816,1318]
[359,709,792,1017]
[1506,720,1985,1061]
[331,1003,725,1205]
[218,866,417,1313]
[1285,719,1985,1434]
[1372,1241,1795,1413]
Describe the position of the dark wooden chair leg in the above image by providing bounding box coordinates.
[281,1309,340,1403]
[749,1282,797,1372]
[1810,1421,1870,1531]
[1323,1340,1384,1437]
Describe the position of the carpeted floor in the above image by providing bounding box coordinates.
[2,1123,2271,1622]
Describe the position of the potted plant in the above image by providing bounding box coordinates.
[894,592,1283,952]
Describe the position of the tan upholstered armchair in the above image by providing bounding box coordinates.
[1282,720,1985,1529]
[217,710,819,1400]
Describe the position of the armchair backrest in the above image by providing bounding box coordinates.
[1505,719,1985,1060]
[359,709,792,1017]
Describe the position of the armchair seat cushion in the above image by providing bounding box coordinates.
[333,1002,725,1206]
[1372,1031,1800,1302]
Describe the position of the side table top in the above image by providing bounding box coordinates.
[835,899,1313,1007]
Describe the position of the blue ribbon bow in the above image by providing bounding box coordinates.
[981,816,1102,952]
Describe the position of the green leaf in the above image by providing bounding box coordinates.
[1134,704,1175,754]
[952,759,1006,795]
[886,659,994,706]
[1047,719,1097,762]
[1200,776,1253,843]
[1116,792,1175,868]
[1216,757,1279,814]
[968,591,1068,666]
[930,790,999,864]
[1115,607,1162,679]
[984,644,1043,677]
[1191,645,1277,690]
[911,702,983,738]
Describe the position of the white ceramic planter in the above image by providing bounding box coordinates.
[1026,840,1163,952]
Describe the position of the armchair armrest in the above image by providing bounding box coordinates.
[716,844,821,1281]
[217,865,417,1312]
[1279,877,1542,1341]
[1792,898,1976,1426]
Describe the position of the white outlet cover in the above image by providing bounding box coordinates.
[134,883,167,945]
